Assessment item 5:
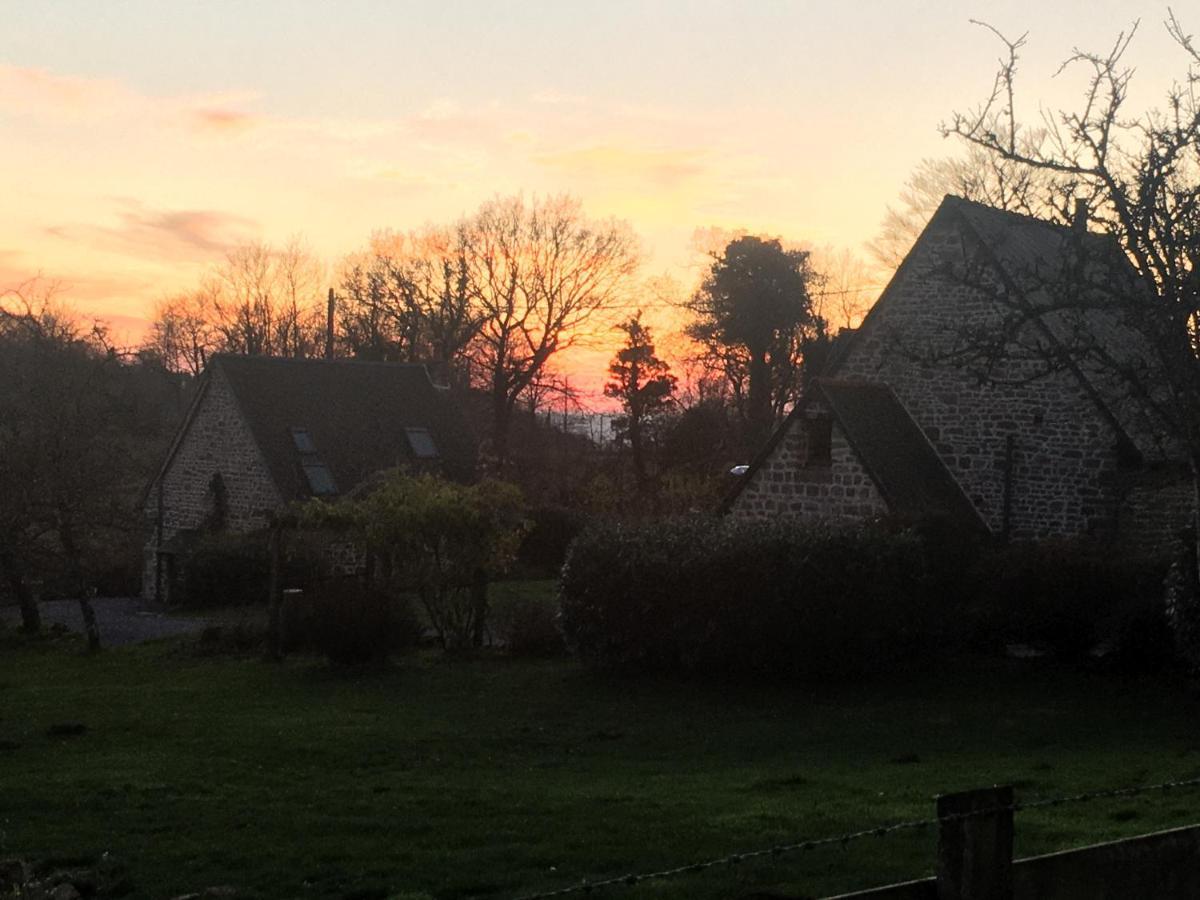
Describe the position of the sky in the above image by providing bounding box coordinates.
[1,0,1194,398]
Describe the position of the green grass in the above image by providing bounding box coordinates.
[3,606,1200,900]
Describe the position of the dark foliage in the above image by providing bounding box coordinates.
[559,518,955,679]
[286,578,420,665]
[515,505,587,576]
[561,518,1173,679]
[970,540,1171,667]
[491,589,564,657]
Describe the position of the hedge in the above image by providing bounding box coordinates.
[558,518,959,679]
[559,518,1173,679]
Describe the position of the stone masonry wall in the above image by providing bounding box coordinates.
[1116,469,1195,560]
[731,401,888,524]
[141,365,281,599]
[836,215,1124,539]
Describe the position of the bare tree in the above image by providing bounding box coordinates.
[461,195,640,466]
[212,239,325,357]
[145,284,221,376]
[809,246,880,330]
[869,135,1071,271]
[942,13,1200,531]
[337,227,482,377]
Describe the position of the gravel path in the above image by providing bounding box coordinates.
[0,597,209,647]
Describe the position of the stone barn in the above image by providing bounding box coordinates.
[724,195,1192,554]
[142,354,476,601]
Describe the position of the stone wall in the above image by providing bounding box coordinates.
[141,365,281,600]
[1116,467,1195,559]
[835,214,1125,539]
[731,401,888,523]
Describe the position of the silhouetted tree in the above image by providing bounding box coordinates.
[604,313,676,500]
[145,285,221,376]
[460,195,640,467]
[685,235,825,451]
[1,280,177,633]
[337,227,481,377]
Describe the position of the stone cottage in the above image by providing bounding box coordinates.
[724,195,1193,553]
[142,354,476,601]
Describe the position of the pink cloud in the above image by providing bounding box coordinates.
[190,108,259,134]
[47,204,260,264]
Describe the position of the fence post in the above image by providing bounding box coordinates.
[936,785,1013,900]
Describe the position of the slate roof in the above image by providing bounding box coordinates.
[213,355,476,499]
[816,380,986,530]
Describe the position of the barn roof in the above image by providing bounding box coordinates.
[212,354,476,500]
[719,379,987,531]
[816,380,986,531]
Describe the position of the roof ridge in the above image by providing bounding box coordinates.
[940,193,1073,232]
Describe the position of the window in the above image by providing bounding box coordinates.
[405,426,439,459]
[290,428,317,454]
[805,416,832,466]
[291,426,337,495]
[302,463,338,496]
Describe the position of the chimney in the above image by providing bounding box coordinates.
[1072,198,1088,234]
[324,287,336,359]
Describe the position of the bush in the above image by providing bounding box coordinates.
[286,578,419,665]
[969,540,1170,666]
[515,505,586,576]
[178,531,270,608]
[490,583,564,656]
[559,518,954,679]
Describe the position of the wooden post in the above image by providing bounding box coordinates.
[937,785,1014,900]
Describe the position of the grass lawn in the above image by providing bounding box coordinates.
[4,594,1200,899]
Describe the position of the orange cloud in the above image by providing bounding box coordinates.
[191,108,259,134]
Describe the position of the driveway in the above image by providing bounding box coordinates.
[0,597,210,647]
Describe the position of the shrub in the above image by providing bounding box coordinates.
[515,505,587,576]
[287,578,420,665]
[969,540,1170,665]
[178,531,270,608]
[490,584,564,656]
[559,518,953,679]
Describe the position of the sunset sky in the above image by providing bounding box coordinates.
[1,1,1192,398]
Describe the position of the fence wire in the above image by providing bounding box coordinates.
[512,774,1200,900]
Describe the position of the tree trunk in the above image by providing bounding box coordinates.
[78,595,101,653]
[747,350,772,450]
[470,568,489,648]
[1,550,40,633]
[492,377,513,469]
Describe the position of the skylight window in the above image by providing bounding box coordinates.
[405,426,439,459]
[290,428,317,454]
[302,463,337,496]
[291,426,337,495]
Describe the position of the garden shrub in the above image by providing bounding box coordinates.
[490,585,564,656]
[969,539,1170,665]
[559,518,954,679]
[287,578,420,665]
[178,531,270,608]
[515,505,586,576]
